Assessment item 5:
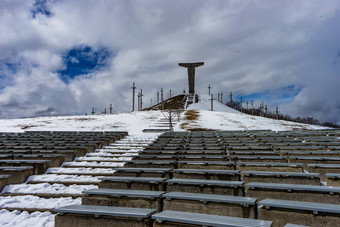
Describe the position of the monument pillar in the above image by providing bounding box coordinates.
[179,62,204,94]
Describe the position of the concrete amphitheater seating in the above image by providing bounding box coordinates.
[53,129,340,227]
[0,131,128,191]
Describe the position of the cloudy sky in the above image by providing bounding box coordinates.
[0,0,340,124]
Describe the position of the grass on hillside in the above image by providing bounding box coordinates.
[181,110,201,130]
[183,110,200,121]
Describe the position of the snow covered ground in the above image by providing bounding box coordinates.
[0,94,328,134]
[0,93,330,226]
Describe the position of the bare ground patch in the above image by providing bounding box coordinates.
[183,110,200,121]
[180,110,202,130]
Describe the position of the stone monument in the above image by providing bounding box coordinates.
[179,62,204,94]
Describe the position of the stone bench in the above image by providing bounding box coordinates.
[173,169,239,181]
[0,174,10,191]
[144,146,182,151]
[166,178,244,196]
[241,171,320,185]
[228,151,278,156]
[183,146,224,150]
[114,168,172,178]
[13,154,64,167]
[326,173,340,186]
[10,149,78,162]
[290,156,340,169]
[284,224,310,227]
[274,146,326,151]
[228,146,273,151]
[266,142,305,146]
[237,162,304,172]
[152,210,272,227]
[55,205,156,227]
[307,164,340,181]
[162,192,257,218]
[82,189,165,211]
[177,161,235,170]
[231,156,288,163]
[280,151,340,157]
[0,166,34,184]
[0,160,50,174]
[0,154,13,159]
[132,155,177,161]
[124,161,177,169]
[180,150,226,155]
[99,177,167,191]
[301,136,339,141]
[138,150,178,155]
[329,146,340,150]
[221,139,255,143]
[178,155,229,161]
[246,182,340,204]
[8,145,91,155]
[259,198,340,227]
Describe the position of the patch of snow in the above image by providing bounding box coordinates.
[75,157,133,161]
[2,183,98,195]
[95,149,142,153]
[27,174,101,183]
[0,195,81,209]
[63,161,125,167]
[46,167,116,174]
[187,94,241,114]
[0,210,55,227]
[86,152,138,157]
[177,109,328,131]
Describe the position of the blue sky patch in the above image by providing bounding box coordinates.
[234,85,303,104]
[31,0,52,18]
[57,45,112,83]
[0,61,21,90]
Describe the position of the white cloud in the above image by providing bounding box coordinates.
[0,0,339,124]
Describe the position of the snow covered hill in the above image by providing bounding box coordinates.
[0,93,328,133]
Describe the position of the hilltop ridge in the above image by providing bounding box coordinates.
[0,93,329,134]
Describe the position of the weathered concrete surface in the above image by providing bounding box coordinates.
[153,221,201,227]
[178,62,204,94]
[114,172,171,178]
[177,163,235,170]
[237,165,303,173]
[55,214,153,227]
[167,184,243,196]
[326,177,340,187]
[153,221,199,227]
[307,166,340,181]
[0,167,33,184]
[246,188,339,204]
[99,181,165,191]
[163,199,256,218]
[260,207,340,227]
[0,175,9,191]
[82,195,163,212]
[242,175,320,185]
[173,172,239,181]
